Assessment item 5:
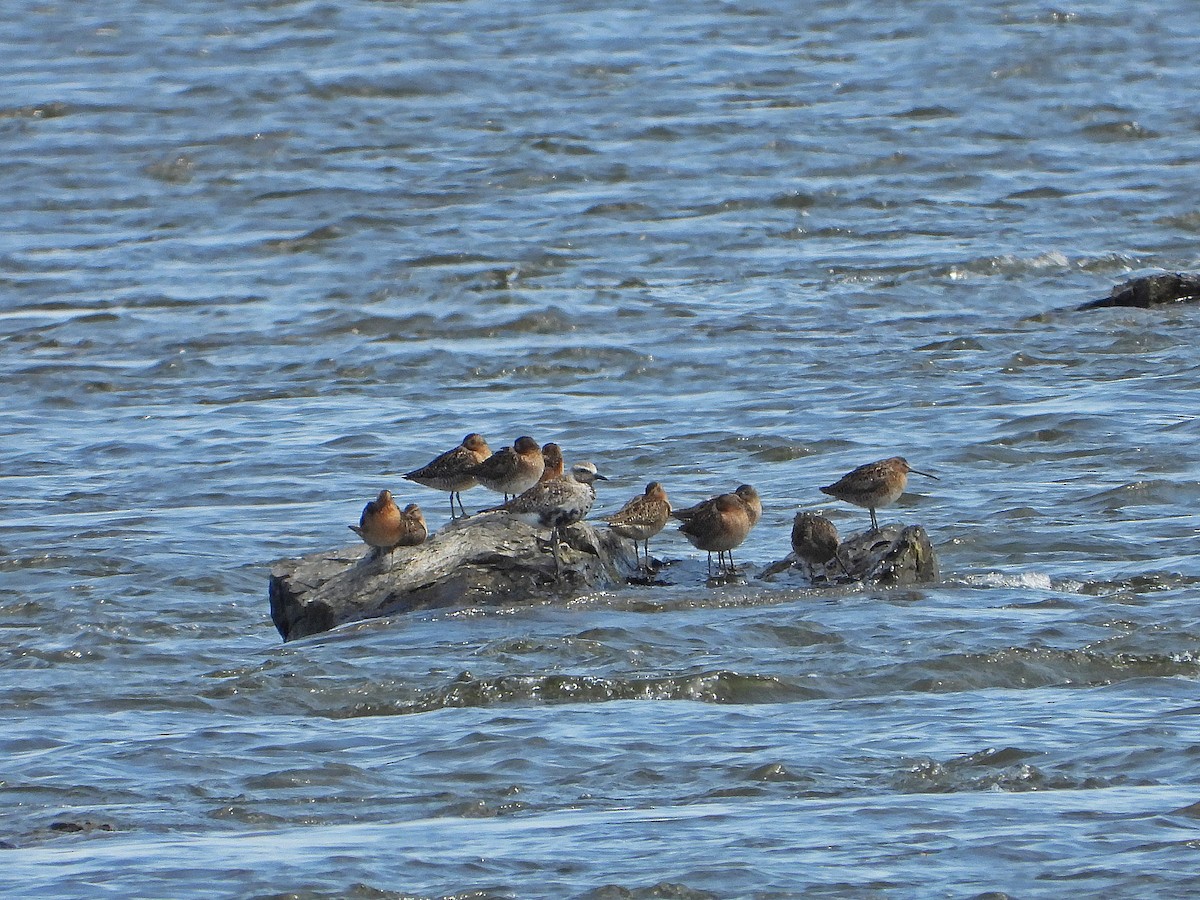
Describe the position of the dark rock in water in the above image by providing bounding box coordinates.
[1078,272,1200,310]
[4,819,116,849]
[48,821,113,834]
[269,513,639,641]
[761,523,938,587]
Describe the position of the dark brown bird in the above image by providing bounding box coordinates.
[404,433,492,518]
[820,456,937,532]
[606,481,672,569]
[471,436,545,501]
[791,511,844,580]
[674,484,761,525]
[678,492,754,577]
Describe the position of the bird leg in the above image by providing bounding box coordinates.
[551,526,564,578]
[831,549,856,582]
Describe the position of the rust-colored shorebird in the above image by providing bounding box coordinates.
[819,456,937,532]
[349,490,427,568]
[606,481,672,569]
[471,436,545,501]
[503,461,607,574]
[674,484,761,527]
[791,511,847,580]
[733,484,761,526]
[678,492,754,577]
[404,433,492,518]
[538,442,564,483]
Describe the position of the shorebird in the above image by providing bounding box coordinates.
[471,436,545,501]
[819,456,938,532]
[674,484,761,526]
[734,484,762,526]
[403,433,492,518]
[503,461,607,574]
[673,495,712,522]
[393,504,427,547]
[606,481,672,569]
[538,442,564,483]
[678,492,754,577]
[349,491,427,568]
[791,511,847,580]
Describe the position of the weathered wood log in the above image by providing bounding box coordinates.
[269,513,639,641]
[1078,272,1200,310]
[760,523,939,586]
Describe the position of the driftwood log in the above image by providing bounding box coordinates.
[270,517,941,642]
[269,513,638,641]
[761,524,939,586]
[1077,272,1200,311]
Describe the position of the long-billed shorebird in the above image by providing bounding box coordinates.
[606,481,672,569]
[674,484,760,576]
[677,491,754,577]
[674,484,761,526]
[819,456,937,532]
[404,433,492,518]
[790,511,848,580]
[349,490,427,568]
[503,461,607,574]
[471,436,545,501]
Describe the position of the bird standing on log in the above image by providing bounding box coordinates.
[349,490,427,569]
[503,461,607,575]
[403,433,492,519]
[820,457,937,532]
[471,436,545,501]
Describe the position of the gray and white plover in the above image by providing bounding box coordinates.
[404,433,492,518]
[503,461,607,574]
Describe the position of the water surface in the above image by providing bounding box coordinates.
[5,1,1200,897]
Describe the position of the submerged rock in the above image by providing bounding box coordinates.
[761,523,939,586]
[269,513,638,641]
[1078,272,1200,310]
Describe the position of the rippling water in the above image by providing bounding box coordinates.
[6,1,1200,896]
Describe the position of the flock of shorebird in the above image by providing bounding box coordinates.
[349,433,938,579]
